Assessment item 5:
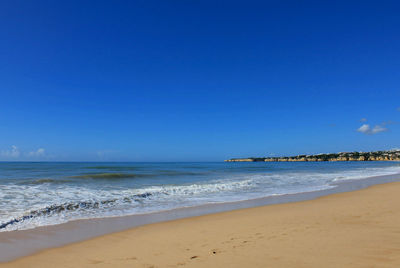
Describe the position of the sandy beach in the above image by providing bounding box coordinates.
[2,181,400,268]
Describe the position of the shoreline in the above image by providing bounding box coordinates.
[0,172,399,264]
[2,178,400,267]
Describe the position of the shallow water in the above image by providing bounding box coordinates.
[1,161,400,231]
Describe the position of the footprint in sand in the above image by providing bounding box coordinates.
[211,249,222,255]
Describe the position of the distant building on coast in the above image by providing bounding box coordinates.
[225,150,400,162]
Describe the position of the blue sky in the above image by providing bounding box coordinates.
[0,1,399,161]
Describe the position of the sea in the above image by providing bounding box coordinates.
[1,161,400,232]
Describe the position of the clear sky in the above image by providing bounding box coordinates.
[0,1,399,161]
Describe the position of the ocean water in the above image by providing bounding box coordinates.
[1,161,399,232]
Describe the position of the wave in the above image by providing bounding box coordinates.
[0,179,254,231]
[157,170,207,176]
[85,166,139,171]
[69,173,150,179]
[70,171,206,180]
[0,192,153,230]
[18,178,73,185]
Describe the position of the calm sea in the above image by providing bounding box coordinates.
[1,161,399,231]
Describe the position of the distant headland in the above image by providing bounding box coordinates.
[225,150,400,162]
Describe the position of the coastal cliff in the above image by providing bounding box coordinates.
[225,150,400,162]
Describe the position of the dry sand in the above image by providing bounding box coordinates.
[2,181,400,268]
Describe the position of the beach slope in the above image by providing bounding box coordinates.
[2,182,400,268]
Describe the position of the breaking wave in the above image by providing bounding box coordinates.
[0,192,153,230]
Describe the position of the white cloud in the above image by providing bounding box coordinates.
[357,124,371,133]
[360,118,367,122]
[357,124,388,135]
[371,125,387,134]
[1,145,21,158]
[27,148,45,157]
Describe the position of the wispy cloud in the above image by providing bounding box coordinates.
[381,120,395,126]
[357,124,388,135]
[1,145,20,158]
[0,146,46,159]
[26,148,45,157]
[370,125,387,134]
[360,118,367,122]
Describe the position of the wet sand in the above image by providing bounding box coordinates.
[2,181,400,267]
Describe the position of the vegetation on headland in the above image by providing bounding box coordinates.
[225,150,400,162]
